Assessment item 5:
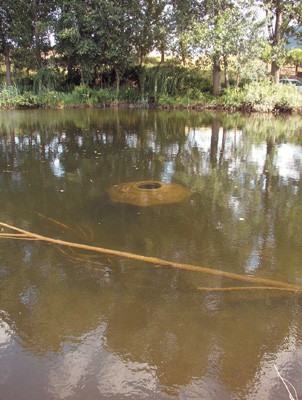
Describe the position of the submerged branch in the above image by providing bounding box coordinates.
[197,286,301,293]
[1,221,302,293]
[35,212,86,238]
[0,233,28,237]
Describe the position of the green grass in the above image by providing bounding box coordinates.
[0,78,301,113]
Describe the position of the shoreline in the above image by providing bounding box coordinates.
[0,102,301,115]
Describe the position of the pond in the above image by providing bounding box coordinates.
[0,108,302,400]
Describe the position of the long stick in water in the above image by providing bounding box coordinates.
[1,222,302,292]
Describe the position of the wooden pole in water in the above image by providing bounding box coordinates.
[1,221,302,292]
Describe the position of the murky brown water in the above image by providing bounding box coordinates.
[0,108,302,400]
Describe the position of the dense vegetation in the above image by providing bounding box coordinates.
[0,0,301,112]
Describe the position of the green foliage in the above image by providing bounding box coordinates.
[221,80,302,112]
[274,83,302,111]
[118,86,141,103]
[15,92,40,107]
[0,56,301,112]
[191,0,266,95]
[33,67,62,93]
[35,91,65,106]
[0,86,63,108]
[0,85,20,107]
[261,0,302,78]
[1,0,301,94]
[220,87,247,108]
[144,56,161,66]
[286,48,302,68]
[72,85,94,101]
[0,63,6,84]
[244,81,288,112]
[143,65,211,100]
[157,92,211,107]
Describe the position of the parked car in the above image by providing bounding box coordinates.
[279,78,302,93]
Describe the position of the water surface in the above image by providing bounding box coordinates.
[0,109,302,399]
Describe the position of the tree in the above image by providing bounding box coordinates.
[55,0,139,90]
[170,0,202,65]
[286,48,302,76]
[10,0,56,71]
[0,0,56,85]
[0,1,13,85]
[259,0,302,81]
[133,0,167,65]
[55,0,100,85]
[154,3,173,64]
[192,0,263,95]
[99,0,139,94]
[0,0,25,85]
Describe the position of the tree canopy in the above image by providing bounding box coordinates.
[0,0,301,95]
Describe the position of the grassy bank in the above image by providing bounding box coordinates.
[0,79,301,114]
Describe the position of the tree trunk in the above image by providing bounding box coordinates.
[4,48,12,86]
[180,40,186,66]
[270,7,282,82]
[32,0,42,69]
[160,51,165,64]
[139,49,146,66]
[159,41,165,64]
[223,55,229,88]
[116,68,120,98]
[213,55,221,96]
[80,68,85,85]
[271,60,280,82]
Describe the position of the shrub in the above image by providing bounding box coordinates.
[220,87,247,109]
[118,86,140,102]
[157,93,207,107]
[142,65,211,100]
[0,85,20,107]
[243,80,277,112]
[274,83,302,111]
[15,92,39,107]
[33,67,62,93]
[72,85,94,102]
[221,80,301,112]
[35,91,64,107]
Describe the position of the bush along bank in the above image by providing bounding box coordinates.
[0,80,301,114]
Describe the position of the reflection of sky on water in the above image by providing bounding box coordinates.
[276,144,302,181]
[0,318,12,345]
[185,127,241,153]
[250,143,302,181]
[1,112,302,400]
[45,324,238,399]
[161,161,175,182]
[37,321,302,400]
[125,133,138,148]
[245,237,265,273]
[47,325,159,399]
[19,286,38,308]
[187,128,302,182]
[51,158,65,178]
[7,125,302,183]
[246,331,302,400]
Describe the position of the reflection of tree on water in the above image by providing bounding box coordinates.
[1,237,302,398]
[1,109,302,398]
